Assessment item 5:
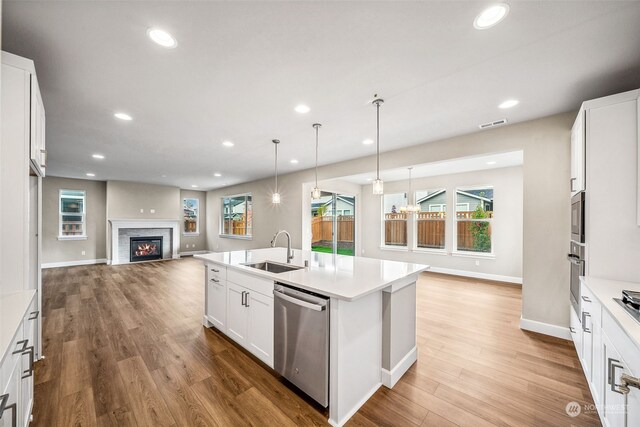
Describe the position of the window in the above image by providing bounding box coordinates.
[455,187,493,253]
[382,193,407,247]
[221,194,252,238]
[182,198,199,235]
[415,189,446,250]
[59,189,86,239]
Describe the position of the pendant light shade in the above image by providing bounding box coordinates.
[399,167,421,214]
[372,97,384,195]
[312,123,322,200]
[272,139,281,204]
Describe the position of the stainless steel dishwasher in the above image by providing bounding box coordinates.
[273,282,330,407]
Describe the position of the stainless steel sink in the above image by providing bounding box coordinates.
[242,261,304,274]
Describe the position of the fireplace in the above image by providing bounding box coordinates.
[130,236,163,262]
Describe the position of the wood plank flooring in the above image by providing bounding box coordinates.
[35,258,600,427]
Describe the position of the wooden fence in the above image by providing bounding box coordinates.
[223,219,248,235]
[384,211,492,250]
[312,216,354,244]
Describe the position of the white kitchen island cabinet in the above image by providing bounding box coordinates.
[197,248,428,427]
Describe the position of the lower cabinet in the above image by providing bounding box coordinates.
[570,307,583,359]
[224,280,274,368]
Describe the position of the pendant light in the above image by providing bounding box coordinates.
[372,97,384,195]
[272,139,281,204]
[400,167,421,214]
[311,123,322,200]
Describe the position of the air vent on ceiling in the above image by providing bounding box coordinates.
[479,118,508,129]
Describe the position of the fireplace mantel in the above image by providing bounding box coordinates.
[109,219,180,265]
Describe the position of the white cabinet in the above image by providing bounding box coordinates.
[570,306,583,359]
[570,108,585,194]
[205,265,226,331]
[206,265,275,368]
[29,74,46,177]
[226,281,249,345]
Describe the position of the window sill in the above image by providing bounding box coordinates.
[58,236,87,241]
[219,234,253,240]
[380,245,409,252]
[451,251,495,259]
[183,232,200,237]
[412,248,448,256]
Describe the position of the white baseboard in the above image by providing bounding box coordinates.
[382,346,418,388]
[428,266,522,284]
[328,382,381,427]
[42,258,107,269]
[520,316,571,340]
[179,250,208,257]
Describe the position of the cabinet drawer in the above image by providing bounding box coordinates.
[227,269,274,298]
[581,284,602,327]
[207,264,226,282]
[602,309,640,375]
[1,324,25,394]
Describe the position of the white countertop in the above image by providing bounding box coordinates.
[0,290,36,365]
[581,276,640,352]
[195,248,429,301]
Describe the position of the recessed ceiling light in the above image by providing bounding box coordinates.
[214,173,222,177]
[474,3,510,29]
[191,184,198,188]
[290,159,299,164]
[498,99,519,109]
[147,28,177,48]
[222,141,234,147]
[366,178,373,181]
[92,154,105,159]
[486,161,497,165]
[362,139,374,145]
[86,173,95,177]
[114,112,132,121]
[295,104,310,114]
[161,175,167,178]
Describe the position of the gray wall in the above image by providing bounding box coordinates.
[106,180,181,220]
[42,177,107,263]
[180,189,207,253]
[207,112,572,329]
[360,167,523,280]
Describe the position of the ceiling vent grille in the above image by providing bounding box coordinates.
[479,118,508,129]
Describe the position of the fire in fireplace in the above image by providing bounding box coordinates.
[130,236,163,262]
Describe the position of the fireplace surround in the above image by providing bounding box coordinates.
[109,219,180,265]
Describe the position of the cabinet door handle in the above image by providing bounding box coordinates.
[241,291,246,306]
[569,327,576,333]
[570,177,576,192]
[245,292,250,308]
[22,346,35,379]
[12,340,28,355]
[211,278,220,283]
[0,394,17,427]
[581,296,591,303]
[40,149,47,168]
[211,268,219,273]
[581,312,591,333]
[28,310,40,320]
[609,359,626,394]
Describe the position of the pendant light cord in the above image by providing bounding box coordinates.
[273,139,279,194]
[314,124,320,187]
[376,101,380,180]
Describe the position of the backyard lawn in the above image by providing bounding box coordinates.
[312,246,355,256]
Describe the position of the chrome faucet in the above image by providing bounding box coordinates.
[271,230,294,263]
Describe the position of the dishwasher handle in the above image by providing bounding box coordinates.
[273,289,327,312]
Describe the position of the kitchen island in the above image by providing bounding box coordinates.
[195,248,428,427]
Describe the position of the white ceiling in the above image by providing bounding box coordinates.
[3,1,640,190]
[338,151,524,185]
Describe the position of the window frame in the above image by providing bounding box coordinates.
[58,189,87,240]
[182,197,200,236]
[219,192,253,240]
[413,189,447,253]
[453,186,494,256]
[380,192,408,250]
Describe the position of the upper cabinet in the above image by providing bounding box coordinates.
[30,74,46,177]
[570,108,586,195]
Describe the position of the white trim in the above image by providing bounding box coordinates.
[412,248,447,255]
[379,245,408,252]
[428,266,522,284]
[182,197,200,235]
[57,235,87,241]
[42,258,107,269]
[381,346,418,388]
[519,316,571,340]
[182,232,200,237]
[109,219,180,265]
[328,382,381,427]
[179,250,208,256]
[451,250,495,259]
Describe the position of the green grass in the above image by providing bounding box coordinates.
[312,246,355,256]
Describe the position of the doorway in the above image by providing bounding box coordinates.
[310,191,355,256]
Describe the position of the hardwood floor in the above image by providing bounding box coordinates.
[35,258,600,427]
